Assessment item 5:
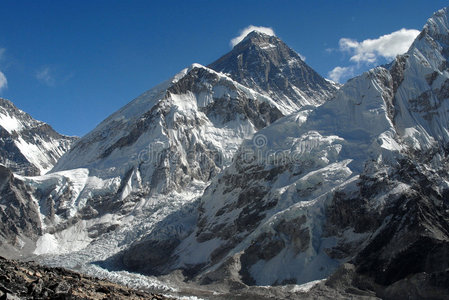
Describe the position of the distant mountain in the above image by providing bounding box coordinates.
[209,31,339,112]
[0,98,76,176]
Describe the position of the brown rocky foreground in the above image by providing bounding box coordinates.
[0,256,175,300]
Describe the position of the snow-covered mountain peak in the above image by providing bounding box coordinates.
[423,6,449,39]
[407,7,449,71]
[0,98,77,175]
[3,60,286,259]
[209,30,337,110]
[0,98,40,133]
[385,6,449,149]
[237,30,279,48]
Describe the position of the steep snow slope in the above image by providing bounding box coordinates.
[391,7,449,148]
[52,64,283,193]
[114,7,449,295]
[0,98,76,175]
[209,31,338,112]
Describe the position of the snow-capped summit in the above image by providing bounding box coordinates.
[390,6,449,148]
[238,30,277,46]
[230,27,277,47]
[0,98,76,175]
[209,31,338,112]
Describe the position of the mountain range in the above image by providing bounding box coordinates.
[1,7,449,299]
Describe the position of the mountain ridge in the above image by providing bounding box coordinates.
[0,98,77,176]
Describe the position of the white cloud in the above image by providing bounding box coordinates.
[339,28,420,63]
[230,25,276,47]
[0,71,7,91]
[327,28,420,83]
[327,66,354,83]
[0,48,7,92]
[36,67,55,86]
[296,51,306,61]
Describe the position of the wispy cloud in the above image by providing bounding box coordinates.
[230,25,276,47]
[339,28,420,63]
[327,28,419,83]
[296,51,306,61]
[328,66,354,83]
[36,66,55,86]
[0,71,7,92]
[0,48,7,92]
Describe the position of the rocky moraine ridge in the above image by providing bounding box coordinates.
[0,256,173,300]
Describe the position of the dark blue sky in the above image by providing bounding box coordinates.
[0,0,447,136]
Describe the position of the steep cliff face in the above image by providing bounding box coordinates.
[0,98,76,176]
[0,165,41,256]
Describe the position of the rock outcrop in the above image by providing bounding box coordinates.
[0,256,173,300]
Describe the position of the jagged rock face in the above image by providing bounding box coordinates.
[209,31,338,112]
[0,98,77,175]
[114,7,449,292]
[349,157,449,286]
[318,153,449,299]
[0,165,41,254]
